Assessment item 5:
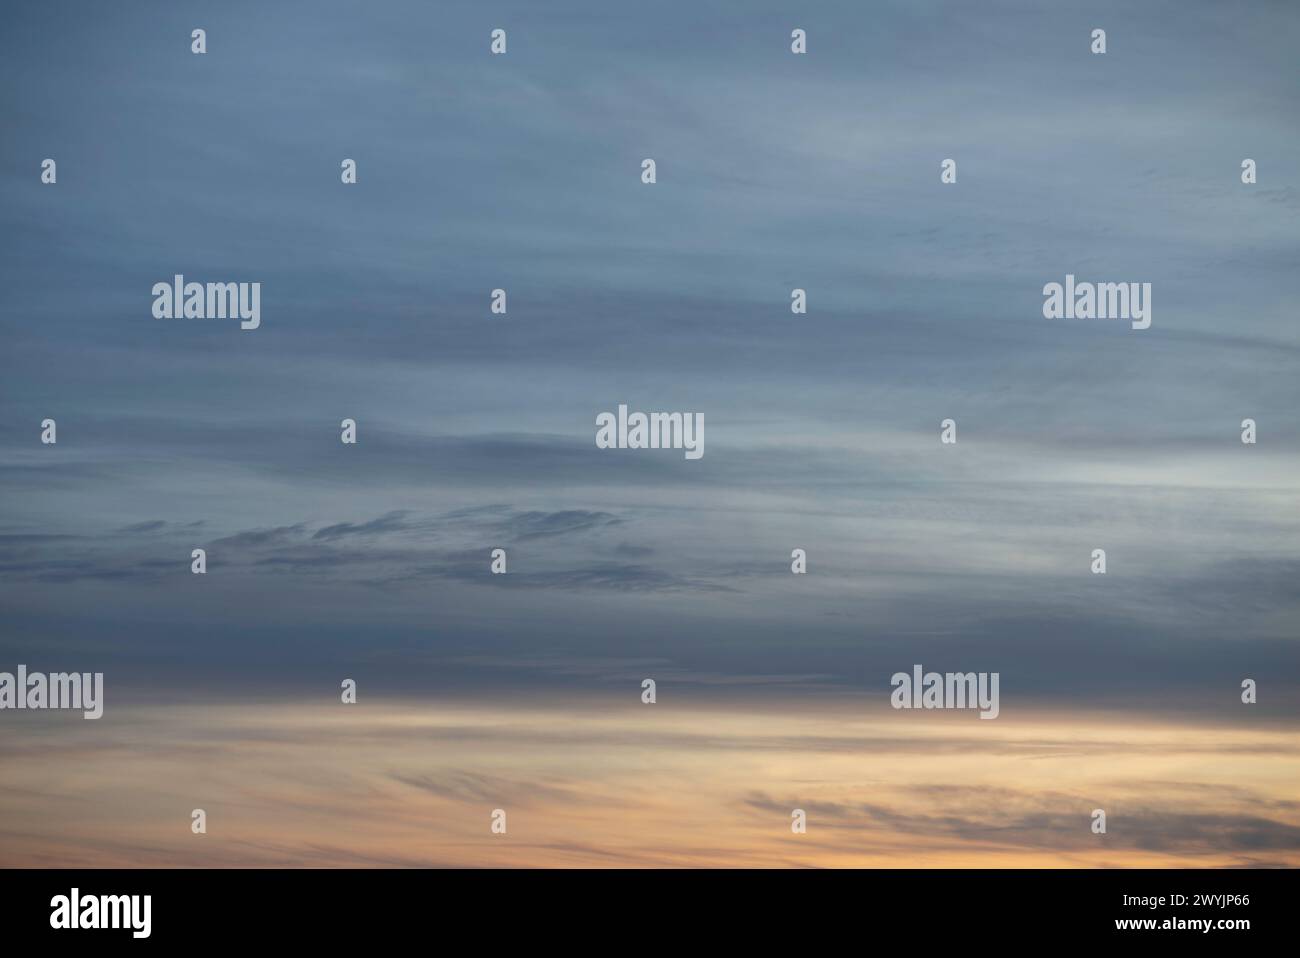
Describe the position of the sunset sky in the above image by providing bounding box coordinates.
[4,696,1299,867]
[1,0,1298,867]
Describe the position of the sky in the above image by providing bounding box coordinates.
[1,0,1298,866]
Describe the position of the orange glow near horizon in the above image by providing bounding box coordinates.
[2,697,1297,867]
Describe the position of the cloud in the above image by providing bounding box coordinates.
[743,782,1300,856]
[389,771,603,809]
[118,520,167,534]
[492,509,622,540]
[0,0,1297,872]
[312,511,414,541]
[209,524,309,550]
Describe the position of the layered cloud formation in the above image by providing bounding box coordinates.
[1,0,1297,865]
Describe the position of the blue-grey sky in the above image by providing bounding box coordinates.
[1,0,1297,718]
